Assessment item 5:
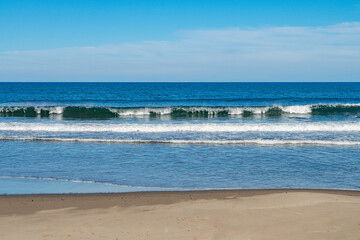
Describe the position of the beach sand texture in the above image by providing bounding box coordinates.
[1,190,360,240]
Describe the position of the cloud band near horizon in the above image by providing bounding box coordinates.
[1,22,360,82]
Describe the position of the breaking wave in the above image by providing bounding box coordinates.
[1,104,360,119]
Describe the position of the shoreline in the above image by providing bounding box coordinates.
[1,188,360,214]
[1,189,360,239]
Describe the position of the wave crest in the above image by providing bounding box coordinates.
[1,104,360,119]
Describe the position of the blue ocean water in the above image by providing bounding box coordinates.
[1,82,360,194]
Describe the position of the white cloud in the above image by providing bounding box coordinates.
[1,22,360,81]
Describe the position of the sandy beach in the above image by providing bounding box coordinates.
[1,189,360,240]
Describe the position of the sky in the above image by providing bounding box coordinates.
[0,0,360,82]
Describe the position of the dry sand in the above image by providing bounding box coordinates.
[1,189,360,240]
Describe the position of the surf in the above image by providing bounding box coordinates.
[1,104,360,119]
[1,121,360,133]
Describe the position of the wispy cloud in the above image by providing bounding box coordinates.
[1,23,360,81]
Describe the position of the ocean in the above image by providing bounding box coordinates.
[1,82,360,194]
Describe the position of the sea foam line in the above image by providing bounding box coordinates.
[2,137,360,146]
[0,176,234,191]
[0,176,183,190]
[1,122,360,132]
[2,176,358,192]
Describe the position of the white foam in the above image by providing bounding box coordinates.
[281,105,312,114]
[48,106,65,115]
[115,107,173,116]
[1,121,360,133]
[111,105,313,116]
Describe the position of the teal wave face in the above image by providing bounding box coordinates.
[311,105,360,115]
[62,106,117,119]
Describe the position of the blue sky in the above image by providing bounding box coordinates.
[0,0,360,81]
